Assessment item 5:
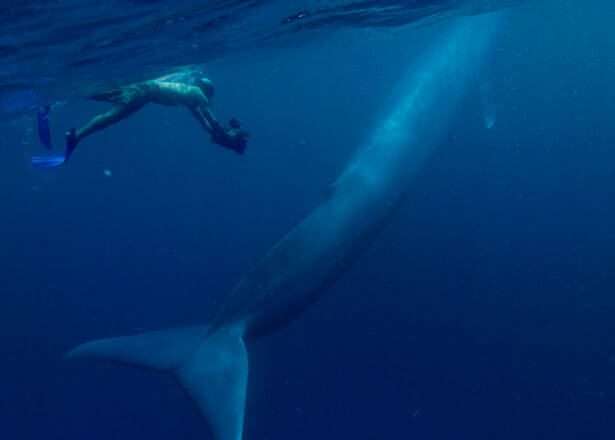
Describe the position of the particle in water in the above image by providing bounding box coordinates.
[103,169,112,177]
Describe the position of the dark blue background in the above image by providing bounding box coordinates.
[2,3,615,439]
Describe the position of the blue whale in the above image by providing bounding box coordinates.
[69,13,503,440]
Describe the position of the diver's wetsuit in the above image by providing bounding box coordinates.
[65,77,247,161]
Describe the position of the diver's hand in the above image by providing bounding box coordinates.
[211,125,249,155]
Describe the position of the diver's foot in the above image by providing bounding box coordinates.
[65,129,78,161]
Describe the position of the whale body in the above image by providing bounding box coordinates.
[69,13,503,440]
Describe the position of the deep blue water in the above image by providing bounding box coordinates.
[2,1,615,439]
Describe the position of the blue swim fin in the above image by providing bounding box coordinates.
[31,129,78,169]
[37,105,52,150]
[31,155,66,168]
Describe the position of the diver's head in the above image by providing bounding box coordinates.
[196,77,215,99]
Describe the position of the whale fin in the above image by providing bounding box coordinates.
[68,326,248,440]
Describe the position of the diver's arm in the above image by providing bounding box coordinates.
[190,106,223,135]
[188,90,248,154]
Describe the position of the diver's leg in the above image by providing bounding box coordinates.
[76,104,142,143]
[66,102,143,160]
[88,89,122,103]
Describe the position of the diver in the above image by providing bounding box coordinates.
[33,72,248,168]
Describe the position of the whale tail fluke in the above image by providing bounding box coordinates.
[68,326,249,440]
